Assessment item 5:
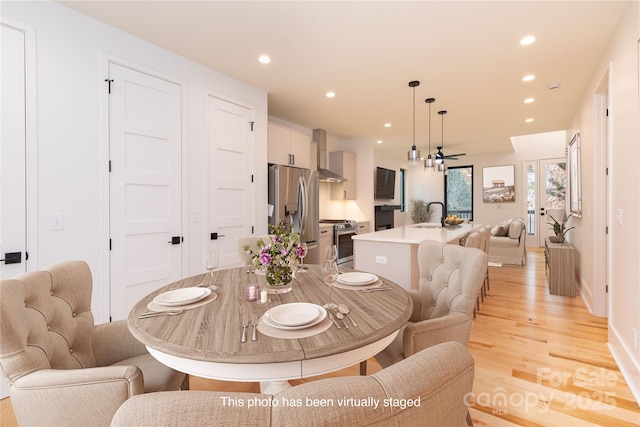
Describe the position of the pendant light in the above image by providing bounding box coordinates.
[424,98,435,169]
[437,110,447,172]
[407,81,421,165]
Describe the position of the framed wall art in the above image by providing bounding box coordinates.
[568,132,582,217]
[482,165,515,203]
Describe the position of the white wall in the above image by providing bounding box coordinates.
[2,1,268,323]
[568,0,640,402]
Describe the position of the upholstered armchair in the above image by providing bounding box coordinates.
[111,341,475,427]
[375,241,487,368]
[0,261,185,427]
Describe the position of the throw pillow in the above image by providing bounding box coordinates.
[491,225,508,237]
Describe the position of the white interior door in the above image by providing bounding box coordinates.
[207,95,254,268]
[108,63,183,321]
[1,21,28,399]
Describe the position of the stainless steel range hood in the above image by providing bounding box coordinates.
[313,128,346,183]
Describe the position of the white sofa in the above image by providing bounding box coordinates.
[488,218,526,266]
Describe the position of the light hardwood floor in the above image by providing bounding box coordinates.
[1,248,639,426]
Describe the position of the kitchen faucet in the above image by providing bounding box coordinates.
[427,202,446,227]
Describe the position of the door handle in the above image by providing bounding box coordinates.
[210,232,226,240]
[168,236,182,245]
[0,252,22,264]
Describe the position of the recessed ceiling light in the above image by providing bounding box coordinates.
[520,35,536,46]
[326,91,335,98]
[525,118,534,123]
[377,140,383,144]
[384,123,391,128]
[524,98,534,104]
[523,74,535,82]
[258,55,271,64]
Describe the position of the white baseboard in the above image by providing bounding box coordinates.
[608,325,640,405]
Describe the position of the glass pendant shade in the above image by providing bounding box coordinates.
[438,110,447,173]
[425,97,435,170]
[408,145,421,164]
[407,81,420,165]
[425,154,433,168]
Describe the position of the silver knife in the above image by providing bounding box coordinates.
[328,312,341,329]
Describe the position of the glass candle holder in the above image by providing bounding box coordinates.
[244,283,258,302]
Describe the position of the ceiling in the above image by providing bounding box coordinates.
[59,1,628,160]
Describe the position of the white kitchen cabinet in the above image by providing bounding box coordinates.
[329,151,356,200]
[267,122,311,169]
[316,224,334,264]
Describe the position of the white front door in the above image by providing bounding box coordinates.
[108,63,183,321]
[524,158,567,247]
[207,95,254,268]
[1,21,29,399]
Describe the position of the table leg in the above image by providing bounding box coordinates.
[260,380,291,394]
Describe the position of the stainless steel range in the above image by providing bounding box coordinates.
[319,219,357,268]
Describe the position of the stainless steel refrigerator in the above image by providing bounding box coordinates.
[268,164,319,262]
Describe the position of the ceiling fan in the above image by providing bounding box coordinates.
[435,146,466,161]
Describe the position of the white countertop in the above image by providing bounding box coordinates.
[352,223,481,245]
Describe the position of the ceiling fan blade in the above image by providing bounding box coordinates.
[443,153,466,158]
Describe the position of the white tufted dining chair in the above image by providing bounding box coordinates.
[0,261,185,427]
[375,241,487,369]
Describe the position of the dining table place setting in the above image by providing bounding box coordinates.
[138,285,218,318]
[330,271,387,291]
[257,302,333,339]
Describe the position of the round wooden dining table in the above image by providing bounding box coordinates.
[127,265,412,393]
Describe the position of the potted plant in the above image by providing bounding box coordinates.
[547,213,575,243]
[409,198,434,224]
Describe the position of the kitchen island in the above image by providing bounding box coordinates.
[352,223,483,290]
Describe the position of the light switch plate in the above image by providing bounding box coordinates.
[50,213,64,230]
[616,209,623,225]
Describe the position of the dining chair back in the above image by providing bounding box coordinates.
[0,261,184,427]
[375,241,487,368]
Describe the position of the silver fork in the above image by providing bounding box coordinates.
[138,309,184,319]
[241,321,248,343]
[251,320,258,341]
[328,312,341,329]
[361,287,392,293]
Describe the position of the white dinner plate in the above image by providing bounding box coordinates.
[263,305,327,330]
[265,302,322,327]
[336,272,379,286]
[153,287,210,307]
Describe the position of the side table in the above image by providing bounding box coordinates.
[544,237,576,297]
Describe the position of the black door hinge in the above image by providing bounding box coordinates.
[250,121,255,131]
[606,226,609,234]
[105,79,114,94]
[109,239,112,250]
[251,226,254,234]
[606,285,609,293]
[109,160,112,172]
[251,174,254,183]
